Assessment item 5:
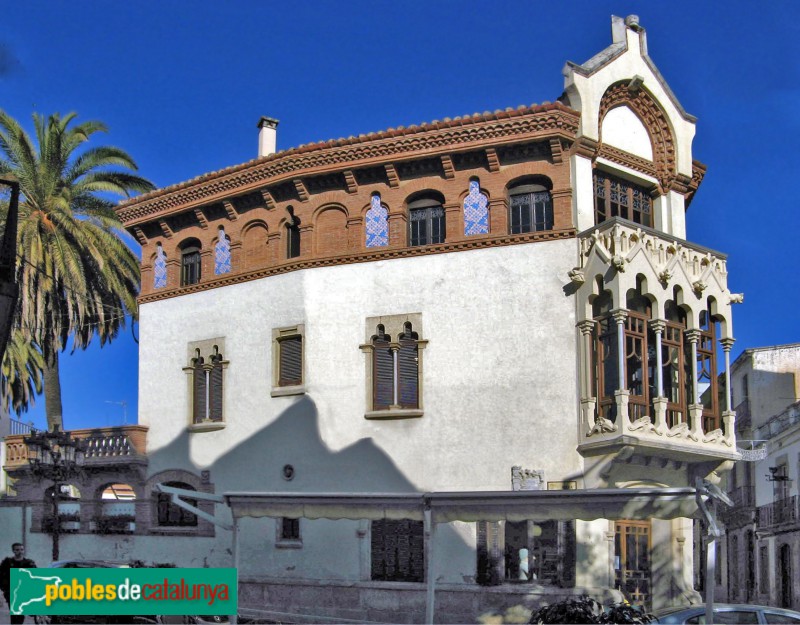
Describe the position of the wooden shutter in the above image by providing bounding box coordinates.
[373,337,394,409]
[209,358,223,422]
[398,336,418,408]
[192,361,206,423]
[279,336,303,386]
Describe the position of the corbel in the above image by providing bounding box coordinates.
[158,219,173,239]
[132,226,148,246]
[293,179,309,202]
[572,136,599,160]
[485,148,500,172]
[549,138,563,165]
[440,155,455,180]
[343,170,358,194]
[384,164,400,188]
[223,200,238,221]
[194,207,209,229]
[259,188,275,210]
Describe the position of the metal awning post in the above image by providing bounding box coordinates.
[231,515,239,625]
[424,504,436,625]
[695,479,731,625]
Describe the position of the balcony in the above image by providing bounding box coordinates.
[3,425,148,472]
[573,218,739,465]
[720,486,756,529]
[754,401,800,441]
[757,496,798,532]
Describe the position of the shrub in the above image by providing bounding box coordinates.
[529,596,655,624]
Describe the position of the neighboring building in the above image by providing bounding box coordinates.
[722,344,800,610]
[3,15,743,623]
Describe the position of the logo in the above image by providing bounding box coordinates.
[10,568,237,616]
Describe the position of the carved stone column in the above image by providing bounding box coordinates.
[611,310,629,430]
[686,329,703,439]
[578,320,597,434]
[721,337,736,445]
[650,319,667,434]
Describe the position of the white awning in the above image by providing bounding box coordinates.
[224,487,699,523]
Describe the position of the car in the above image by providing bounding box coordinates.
[652,603,800,624]
[32,560,229,625]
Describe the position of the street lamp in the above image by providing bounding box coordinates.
[24,426,87,561]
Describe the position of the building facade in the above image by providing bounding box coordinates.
[3,15,744,623]
[722,344,800,611]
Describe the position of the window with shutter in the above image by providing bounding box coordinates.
[362,315,426,419]
[184,340,228,430]
[208,352,224,422]
[279,336,303,386]
[373,328,394,410]
[398,325,419,409]
[156,481,198,527]
[272,325,306,397]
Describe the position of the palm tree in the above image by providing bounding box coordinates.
[1,327,44,414]
[0,111,155,430]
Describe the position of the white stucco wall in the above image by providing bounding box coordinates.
[601,106,653,160]
[137,239,580,581]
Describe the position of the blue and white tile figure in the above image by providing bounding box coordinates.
[215,228,231,275]
[153,244,167,289]
[365,194,389,247]
[463,179,489,236]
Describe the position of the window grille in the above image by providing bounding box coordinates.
[593,172,652,227]
[510,191,553,234]
[409,206,445,246]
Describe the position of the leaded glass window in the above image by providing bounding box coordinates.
[593,172,652,227]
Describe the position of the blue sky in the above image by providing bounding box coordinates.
[3,1,799,430]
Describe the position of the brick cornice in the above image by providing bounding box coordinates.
[139,227,576,304]
[117,103,580,225]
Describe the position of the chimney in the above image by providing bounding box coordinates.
[257,116,279,157]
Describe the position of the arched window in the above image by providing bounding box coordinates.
[214,227,231,275]
[463,178,489,236]
[153,244,167,289]
[365,193,389,248]
[408,192,445,246]
[95,483,136,534]
[593,171,652,227]
[189,345,225,423]
[508,179,553,234]
[156,481,197,527]
[370,323,420,410]
[180,239,202,286]
[286,207,301,259]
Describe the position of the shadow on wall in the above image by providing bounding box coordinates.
[148,395,421,492]
[145,396,476,582]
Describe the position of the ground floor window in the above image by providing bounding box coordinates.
[370,519,424,582]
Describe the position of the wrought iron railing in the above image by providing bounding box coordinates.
[757,496,798,529]
[727,486,756,508]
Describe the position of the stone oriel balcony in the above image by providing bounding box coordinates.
[572,218,742,466]
[3,425,148,473]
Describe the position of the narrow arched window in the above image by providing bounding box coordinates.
[153,244,167,289]
[365,194,389,247]
[509,181,553,234]
[180,239,202,286]
[214,227,231,275]
[397,323,419,408]
[463,178,489,236]
[287,222,301,258]
[372,325,393,410]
